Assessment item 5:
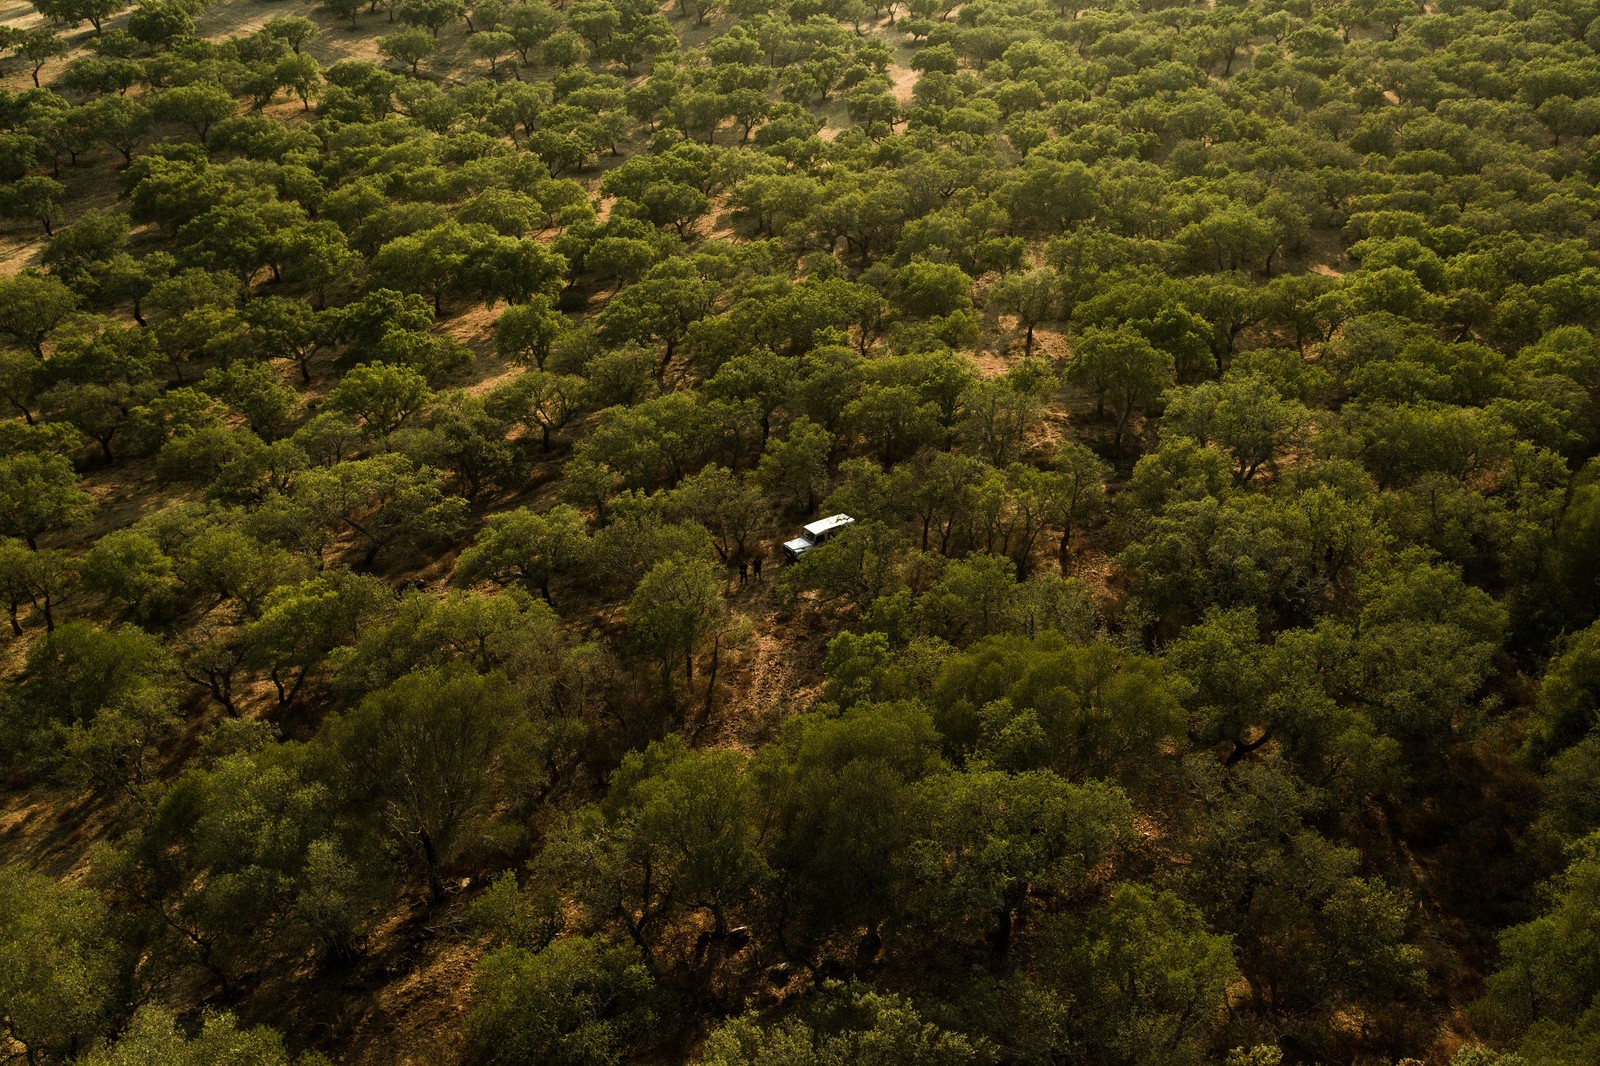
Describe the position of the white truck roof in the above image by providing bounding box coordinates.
[802,514,855,538]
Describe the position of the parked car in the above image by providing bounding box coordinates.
[782,513,856,562]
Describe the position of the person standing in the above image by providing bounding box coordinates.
[738,559,748,585]
[752,555,763,580]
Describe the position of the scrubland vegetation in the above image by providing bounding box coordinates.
[4,0,1600,1062]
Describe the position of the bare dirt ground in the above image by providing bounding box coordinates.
[0,0,46,41]
[885,32,919,105]
[190,0,291,44]
[3,2,109,91]
[191,0,391,68]
[341,935,481,1066]
[0,783,119,879]
[697,584,831,750]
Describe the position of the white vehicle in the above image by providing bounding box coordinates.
[782,513,856,562]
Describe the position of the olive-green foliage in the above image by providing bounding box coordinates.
[467,936,657,1066]
[101,742,378,987]
[455,504,591,604]
[0,450,92,549]
[966,885,1236,1066]
[539,735,766,967]
[319,666,540,902]
[904,768,1132,955]
[932,633,1187,787]
[1477,834,1600,1065]
[5,620,180,788]
[77,1004,325,1066]
[703,984,990,1065]
[6,0,1600,1061]
[0,867,122,1063]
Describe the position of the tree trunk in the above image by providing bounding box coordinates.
[187,926,232,996]
[1225,730,1272,767]
[418,828,445,906]
[272,666,308,707]
[992,905,1014,956]
[214,675,236,715]
[192,669,236,716]
[660,661,676,711]
[701,633,721,721]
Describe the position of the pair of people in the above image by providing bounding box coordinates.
[736,556,763,585]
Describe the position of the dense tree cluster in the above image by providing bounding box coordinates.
[3,0,1600,1062]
